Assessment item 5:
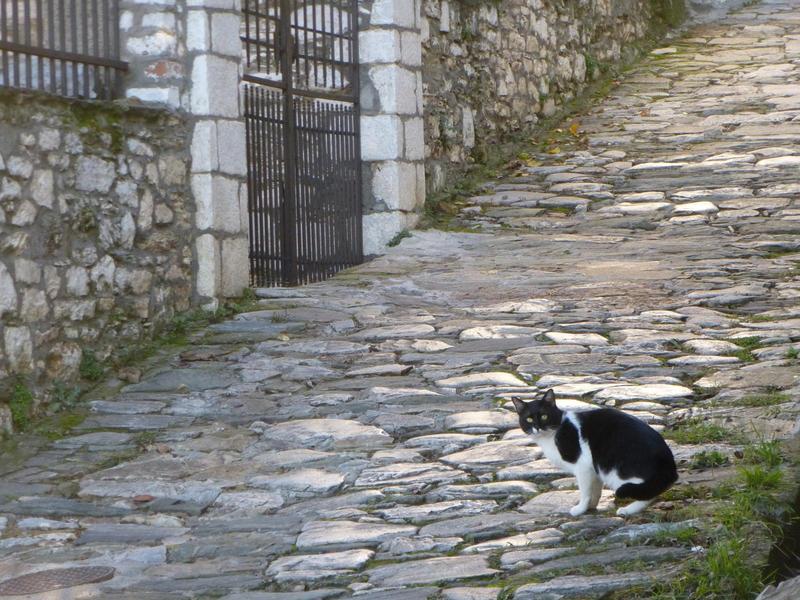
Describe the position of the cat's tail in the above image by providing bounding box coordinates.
[615,463,678,501]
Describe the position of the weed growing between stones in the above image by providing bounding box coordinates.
[1,290,261,444]
[47,382,83,413]
[387,229,413,247]
[619,439,793,600]
[114,288,261,368]
[733,392,791,408]
[664,418,739,444]
[725,336,762,362]
[79,350,105,382]
[9,382,34,431]
[691,450,728,469]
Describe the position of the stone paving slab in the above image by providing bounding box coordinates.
[2,1,800,598]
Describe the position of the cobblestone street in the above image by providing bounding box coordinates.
[2,1,800,598]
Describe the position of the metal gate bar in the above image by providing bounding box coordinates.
[242,0,362,287]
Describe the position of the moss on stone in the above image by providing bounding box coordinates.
[651,0,688,28]
[9,382,34,431]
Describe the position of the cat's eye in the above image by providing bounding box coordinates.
[541,415,548,422]
[526,417,533,423]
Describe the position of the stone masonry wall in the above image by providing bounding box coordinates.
[0,91,194,432]
[122,0,249,305]
[421,0,680,192]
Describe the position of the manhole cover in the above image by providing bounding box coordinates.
[0,566,115,596]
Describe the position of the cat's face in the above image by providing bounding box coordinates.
[511,389,562,436]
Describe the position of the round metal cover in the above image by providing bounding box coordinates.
[0,566,115,596]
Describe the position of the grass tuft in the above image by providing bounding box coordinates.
[665,418,736,445]
[691,450,728,469]
[733,393,790,408]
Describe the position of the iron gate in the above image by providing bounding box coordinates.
[242,0,363,287]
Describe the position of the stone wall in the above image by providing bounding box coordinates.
[0,91,194,433]
[421,0,683,192]
[122,0,249,305]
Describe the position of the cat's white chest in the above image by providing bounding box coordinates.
[534,434,576,473]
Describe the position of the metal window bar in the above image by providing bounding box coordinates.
[0,0,127,99]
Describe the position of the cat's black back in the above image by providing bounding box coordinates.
[577,407,677,494]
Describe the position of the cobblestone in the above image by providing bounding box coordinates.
[2,2,800,597]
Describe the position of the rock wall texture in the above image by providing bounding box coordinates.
[0,91,194,427]
[421,0,685,192]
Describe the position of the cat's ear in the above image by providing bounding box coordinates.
[511,397,527,414]
[541,389,556,405]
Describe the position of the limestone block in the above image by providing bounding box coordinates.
[440,1,451,32]
[159,155,187,186]
[76,156,115,193]
[217,120,247,176]
[126,87,181,107]
[154,203,174,225]
[14,258,41,285]
[126,31,177,57]
[11,201,37,226]
[120,10,133,31]
[138,188,154,232]
[20,289,49,322]
[415,163,426,209]
[120,212,137,249]
[43,266,60,299]
[211,12,242,57]
[38,129,60,151]
[46,342,82,380]
[192,174,243,233]
[190,54,240,117]
[404,117,424,161]
[221,236,249,297]
[4,326,33,373]
[90,256,116,293]
[371,0,416,28]
[363,211,413,255]
[361,115,403,161]
[186,0,238,9]
[66,267,90,297]
[142,12,176,30]
[191,120,219,173]
[116,179,139,208]
[7,156,33,179]
[462,107,475,149]
[369,65,418,115]
[187,10,210,51]
[401,31,423,67]
[371,161,418,211]
[196,233,221,298]
[127,139,154,157]
[31,169,54,208]
[0,262,17,316]
[359,30,401,63]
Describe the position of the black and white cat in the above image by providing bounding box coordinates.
[512,389,678,517]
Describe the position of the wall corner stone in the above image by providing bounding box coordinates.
[360,0,426,256]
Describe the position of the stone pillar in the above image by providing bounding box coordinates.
[359,0,426,255]
[120,0,186,108]
[121,0,249,306]
[186,0,249,305]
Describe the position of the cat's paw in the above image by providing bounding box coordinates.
[570,504,588,517]
[616,500,650,517]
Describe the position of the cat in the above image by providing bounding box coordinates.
[512,389,678,517]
